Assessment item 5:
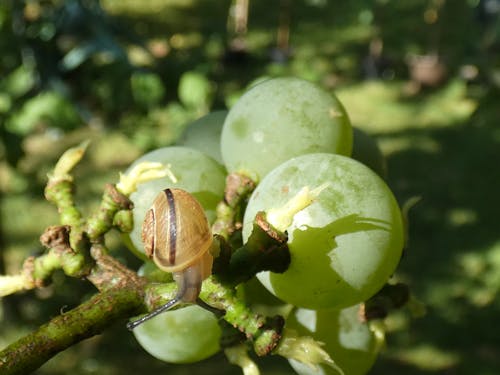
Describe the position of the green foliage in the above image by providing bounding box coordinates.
[1,65,36,100]
[1,0,500,374]
[351,127,387,179]
[130,72,166,109]
[178,71,214,112]
[6,91,81,135]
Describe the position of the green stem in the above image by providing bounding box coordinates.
[362,282,410,321]
[0,289,143,375]
[214,212,290,285]
[87,244,146,293]
[212,173,256,240]
[201,277,284,356]
[44,179,88,257]
[86,184,133,240]
[45,180,82,229]
[38,225,91,279]
[134,277,284,356]
[31,252,60,283]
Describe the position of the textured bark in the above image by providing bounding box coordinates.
[0,289,143,375]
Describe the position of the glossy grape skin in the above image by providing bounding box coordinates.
[241,276,285,307]
[126,146,226,254]
[287,305,379,375]
[242,153,404,309]
[221,77,353,181]
[351,127,387,179]
[177,110,227,164]
[133,305,221,364]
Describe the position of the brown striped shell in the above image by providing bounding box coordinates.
[141,188,213,273]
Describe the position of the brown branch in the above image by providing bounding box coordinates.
[0,288,143,375]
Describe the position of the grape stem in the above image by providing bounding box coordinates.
[361,282,410,321]
[213,183,329,285]
[0,288,144,375]
[214,212,290,285]
[0,144,289,372]
[212,172,256,240]
[201,277,285,356]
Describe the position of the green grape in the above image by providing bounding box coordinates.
[177,110,227,164]
[241,276,285,307]
[287,305,380,375]
[137,261,173,283]
[242,153,404,309]
[126,146,226,254]
[133,305,221,364]
[351,127,387,179]
[220,77,352,182]
[238,276,292,319]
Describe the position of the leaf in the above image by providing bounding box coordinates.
[130,72,165,109]
[178,71,213,110]
[1,65,36,98]
[5,91,81,135]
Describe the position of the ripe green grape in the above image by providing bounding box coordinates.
[242,153,404,309]
[221,77,353,181]
[351,127,387,179]
[241,276,286,307]
[126,146,226,254]
[287,305,380,375]
[133,305,221,364]
[177,110,227,164]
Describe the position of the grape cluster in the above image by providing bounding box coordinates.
[126,77,404,374]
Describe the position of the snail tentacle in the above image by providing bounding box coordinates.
[126,296,181,330]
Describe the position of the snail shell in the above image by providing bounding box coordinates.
[127,188,214,330]
[142,188,213,276]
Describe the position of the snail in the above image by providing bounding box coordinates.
[127,188,214,330]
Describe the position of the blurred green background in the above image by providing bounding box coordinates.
[1,0,500,374]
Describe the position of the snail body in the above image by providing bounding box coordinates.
[127,188,214,330]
